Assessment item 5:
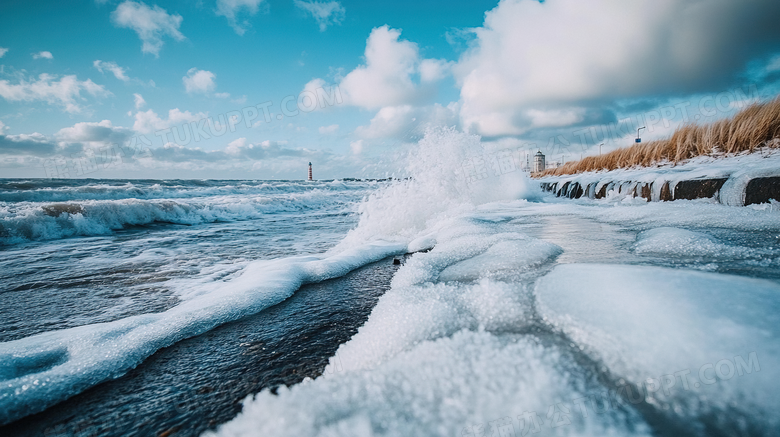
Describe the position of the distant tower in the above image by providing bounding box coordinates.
[308,162,313,181]
[533,150,546,173]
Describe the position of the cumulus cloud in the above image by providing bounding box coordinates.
[183,68,216,94]
[456,0,780,137]
[0,121,7,132]
[56,120,134,145]
[349,139,363,155]
[0,73,110,113]
[215,0,264,35]
[133,93,146,109]
[111,1,184,57]
[214,92,231,99]
[318,26,450,110]
[294,0,345,31]
[318,124,339,134]
[0,47,9,58]
[32,51,53,60]
[0,123,354,178]
[419,58,453,83]
[338,26,420,109]
[132,108,208,133]
[295,78,344,113]
[0,133,59,156]
[152,137,311,164]
[93,60,130,81]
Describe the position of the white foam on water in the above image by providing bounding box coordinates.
[338,127,533,246]
[536,263,780,426]
[0,184,370,245]
[0,240,406,425]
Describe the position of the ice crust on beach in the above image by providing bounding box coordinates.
[330,216,562,373]
[212,174,780,437]
[634,227,769,259]
[207,213,654,437]
[536,263,780,426]
[537,149,780,205]
[207,330,651,437]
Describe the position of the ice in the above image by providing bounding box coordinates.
[0,240,406,425]
[207,330,652,437]
[536,263,780,425]
[634,227,766,259]
[330,214,561,373]
[538,149,780,206]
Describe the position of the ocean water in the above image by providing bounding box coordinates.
[2,129,780,436]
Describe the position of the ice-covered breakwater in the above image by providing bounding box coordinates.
[538,151,780,206]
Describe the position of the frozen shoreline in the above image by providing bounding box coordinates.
[537,150,780,205]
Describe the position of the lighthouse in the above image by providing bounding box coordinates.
[308,162,313,181]
[533,151,545,173]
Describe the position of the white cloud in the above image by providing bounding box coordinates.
[419,58,453,83]
[764,54,780,74]
[220,138,299,160]
[0,121,7,132]
[0,73,110,113]
[93,60,130,81]
[295,78,344,113]
[318,26,449,110]
[133,93,146,109]
[456,0,780,137]
[56,120,134,146]
[32,51,53,60]
[216,0,264,35]
[525,108,586,129]
[111,1,184,57]
[133,108,208,133]
[0,47,8,58]
[183,68,216,94]
[349,139,363,155]
[214,92,231,99]
[338,26,419,109]
[231,95,247,104]
[0,132,60,156]
[318,124,339,134]
[225,137,248,155]
[294,0,345,31]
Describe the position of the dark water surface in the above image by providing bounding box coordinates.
[2,257,401,437]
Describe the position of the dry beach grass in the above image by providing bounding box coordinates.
[536,96,780,177]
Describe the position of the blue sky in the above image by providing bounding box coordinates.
[1,0,780,179]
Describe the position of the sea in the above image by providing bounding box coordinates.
[2,129,780,436]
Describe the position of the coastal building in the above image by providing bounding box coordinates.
[308,162,313,181]
[533,151,546,173]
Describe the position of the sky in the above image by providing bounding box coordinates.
[1,0,780,180]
